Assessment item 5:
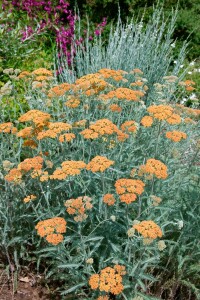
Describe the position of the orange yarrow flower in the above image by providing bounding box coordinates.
[50,160,86,180]
[45,233,64,245]
[98,68,127,81]
[100,87,143,102]
[0,122,17,134]
[58,133,75,143]
[65,196,93,222]
[97,296,110,300]
[167,113,181,125]
[37,122,72,140]
[166,131,187,142]
[48,82,72,97]
[81,119,118,139]
[103,194,116,206]
[18,110,51,127]
[109,104,122,113]
[17,126,34,138]
[147,105,182,125]
[138,159,168,179]
[133,220,162,239]
[65,96,80,108]
[147,105,173,121]
[35,217,66,245]
[5,168,22,183]
[18,71,31,78]
[86,156,114,173]
[121,120,137,133]
[23,194,36,203]
[18,156,43,172]
[23,139,38,149]
[141,116,154,127]
[89,265,125,295]
[115,178,145,204]
[32,68,53,76]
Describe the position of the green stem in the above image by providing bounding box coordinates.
[155,121,162,158]
[86,218,110,239]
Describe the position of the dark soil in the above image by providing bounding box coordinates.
[0,268,57,300]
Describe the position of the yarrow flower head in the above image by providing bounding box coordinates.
[121,120,137,133]
[65,196,93,222]
[65,96,80,108]
[103,194,116,206]
[23,194,36,203]
[150,195,162,206]
[98,68,128,83]
[37,122,72,140]
[166,131,187,142]
[32,68,53,76]
[138,159,168,179]
[86,156,114,173]
[81,119,118,140]
[48,83,72,98]
[100,88,144,102]
[147,105,181,125]
[50,160,86,180]
[5,168,22,184]
[89,265,126,295]
[140,116,154,127]
[18,110,51,127]
[35,217,67,245]
[147,105,173,120]
[115,179,145,204]
[133,220,162,239]
[157,240,166,251]
[109,104,122,112]
[18,156,43,173]
[0,122,17,134]
[97,296,110,300]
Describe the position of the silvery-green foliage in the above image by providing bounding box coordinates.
[57,6,188,88]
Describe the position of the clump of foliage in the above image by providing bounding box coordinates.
[72,0,200,61]
[0,65,199,299]
[57,6,188,92]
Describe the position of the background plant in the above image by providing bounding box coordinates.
[57,6,188,91]
[71,0,200,61]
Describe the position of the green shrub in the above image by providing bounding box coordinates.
[0,64,199,299]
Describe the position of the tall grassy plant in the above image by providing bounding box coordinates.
[57,6,188,89]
